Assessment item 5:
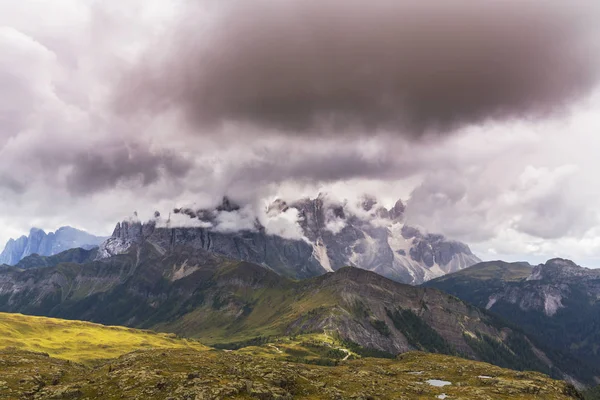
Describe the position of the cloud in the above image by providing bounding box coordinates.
[405,152,599,243]
[2,0,600,270]
[259,206,305,240]
[221,138,418,190]
[66,143,192,195]
[510,165,597,239]
[0,26,58,140]
[118,0,600,136]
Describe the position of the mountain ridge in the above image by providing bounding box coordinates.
[98,195,480,284]
[0,226,106,266]
[425,258,600,382]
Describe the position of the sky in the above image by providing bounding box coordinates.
[1,0,600,266]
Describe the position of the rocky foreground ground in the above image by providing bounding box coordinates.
[0,348,582,400]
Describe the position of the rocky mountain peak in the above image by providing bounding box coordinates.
[100,193,480,284]
[172,197,244,225]
[266,199,289,215]
[527,258,596,282]
[111,220,144,243]
[545,258,580,269]
[99,219,156,259]
[0,226,106,266]
[360,195,378,212]
[271,194,479,283]
[389,199,406,221]
[216,196,241,212]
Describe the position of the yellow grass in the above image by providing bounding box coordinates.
[0,312,208,364]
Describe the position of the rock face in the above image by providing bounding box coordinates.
[98,219,326,280]
[0,227,106,266]
[288,195,480,283]
[425,259,600,382]
[98,195,480,284]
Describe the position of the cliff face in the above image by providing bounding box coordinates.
[0,227,106,266]
[98,220,326,280]
[98,195,480,284]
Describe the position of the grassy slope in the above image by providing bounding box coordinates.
[0,348,582,399]
[0,312,207,364]
[430,261,532,282]
[0,313,584,398]
[156,279,340,345]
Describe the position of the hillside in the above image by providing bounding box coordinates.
[11,247,98,270]
[0,312,207,364]
[0,243,593,384]
[425,259,600,381]
[0,347,583,399]
[423,261,533,306]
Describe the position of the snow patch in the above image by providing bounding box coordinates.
[486,296,498,310]
[97,237,133,259]
[426,380,452,387]
[313,241,334,272]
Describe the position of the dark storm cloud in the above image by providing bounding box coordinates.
[66,144,192,195]
[118,0,600,136]
[225,146,417,187]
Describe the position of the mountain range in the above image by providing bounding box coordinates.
[0,226,106,266]
[0,236,595,386]
[99,195,480,284]
[2,197,600,392]
[0,195,480,285]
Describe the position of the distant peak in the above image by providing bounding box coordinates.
[527,258,590,281]
[360,194,378,212]
[56,226,77,232]
[216,196,241,212]
[388,199,405,221]
[544,258,580,269]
